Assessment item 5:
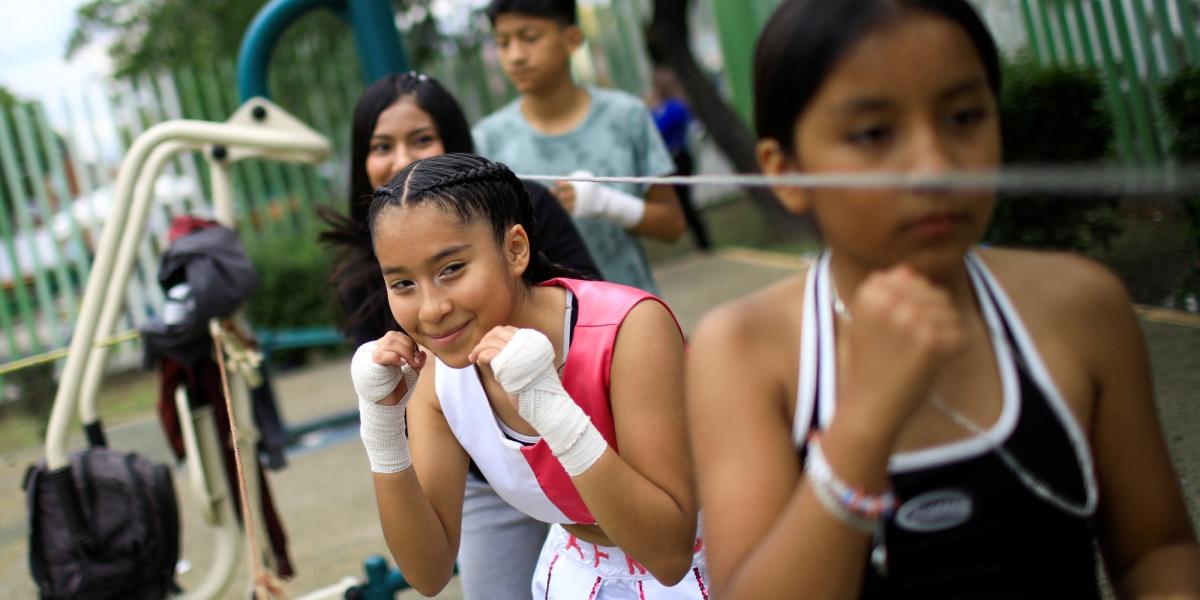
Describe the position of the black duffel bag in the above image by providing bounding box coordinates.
[24,446,180,599]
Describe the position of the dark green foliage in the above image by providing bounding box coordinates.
[243,227,336,332]
[1160,68,1200,160]
[1158,68,1200,304]
[0,363,57,422]
[0,86,17,108]
[986,59,1119,251]
[67,0,458,80]
[67,0,268,78]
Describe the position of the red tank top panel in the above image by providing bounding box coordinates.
[435,278,683,525]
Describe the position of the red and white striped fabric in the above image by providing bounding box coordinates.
[531,524,709,600]
[436,278,683,525]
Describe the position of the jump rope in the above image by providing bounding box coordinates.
[520,163,1200,196]
[10,163,1198,377]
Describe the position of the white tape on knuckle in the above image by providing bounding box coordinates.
[490,329,607,476]
[596,185,646,229]
[353,341,417,473]
[352,341,404,403]
[491,329,556,395]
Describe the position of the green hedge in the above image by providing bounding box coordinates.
[1160,68,1200,159]
[1159,68,1200,305]
[243,225,337,332]
[986,59,1119,251]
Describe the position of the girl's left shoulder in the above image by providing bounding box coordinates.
[975,247,1133,319]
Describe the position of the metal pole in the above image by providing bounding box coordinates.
[77,140,194,425]
[0,107,45,354]
[1090,0,1148,162]
[1022,0,1048,64]
[1128,0,1175,154]
[346,0,410,85]
[1038,0,1063,64]
[1107,0,1164,161]
[1054,0,1080,64]
[46,117,328,469]
[708,0,763,125]
[0,108,51,353]
[237,0,411,100]
[1151,0,1182,73]
[1175,0,1200,65]
[1071,0,1099,70]
[237,0,343,101]
[1071,0,1136,162]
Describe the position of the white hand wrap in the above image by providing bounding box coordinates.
[353,341,419,473]
[568,170,646,229]
[491,329,608,476]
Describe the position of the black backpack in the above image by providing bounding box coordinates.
[24,444,181,599]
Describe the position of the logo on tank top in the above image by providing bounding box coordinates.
[895,489,973,532]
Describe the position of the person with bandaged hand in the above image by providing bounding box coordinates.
[353,153,706,600]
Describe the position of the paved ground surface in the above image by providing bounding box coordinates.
[1,248,1197,599]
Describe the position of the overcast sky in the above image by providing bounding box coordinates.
[0,0,502,107]
[0,0,111,102]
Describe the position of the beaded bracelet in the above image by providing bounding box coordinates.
[804,432,897,533]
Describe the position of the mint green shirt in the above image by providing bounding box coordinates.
[474,86,675,294]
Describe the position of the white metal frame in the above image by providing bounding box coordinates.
[45,98,356,599]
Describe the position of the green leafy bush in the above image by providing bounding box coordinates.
[0,362,56,422]
[243,226,336,331]
[987,59,1119,251]
[1158,67,1200,307]
[1160,68,1200,159]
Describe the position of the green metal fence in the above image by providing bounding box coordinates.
[703,0,1199,165]
[0,49,365,374]
[707,0,782,125]
[1018,0,1199,164]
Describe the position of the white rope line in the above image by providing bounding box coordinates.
[518,164,1200,196]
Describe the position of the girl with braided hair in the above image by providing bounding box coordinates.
[352,153,708,599]
[321,72,601,599]
[322,72,599,349]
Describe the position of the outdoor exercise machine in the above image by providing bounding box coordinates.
[43,0,420,597]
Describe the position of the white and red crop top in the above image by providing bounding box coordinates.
[434,278,682,525]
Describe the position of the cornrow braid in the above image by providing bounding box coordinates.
[426,162,503,191]
[426,162,530,212]
[367,153,563,286]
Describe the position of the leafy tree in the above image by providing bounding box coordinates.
[67,0,269,78]
[66,0,445,79]
[0,86,17,108]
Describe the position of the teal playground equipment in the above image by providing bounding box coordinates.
[39,0,421,597]
[238,0,410,102]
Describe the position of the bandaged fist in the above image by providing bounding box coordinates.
[352,331,425,407]
[563,170,645,229]
[471,327,557,397]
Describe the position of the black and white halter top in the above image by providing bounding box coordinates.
[794,252,1100,598]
